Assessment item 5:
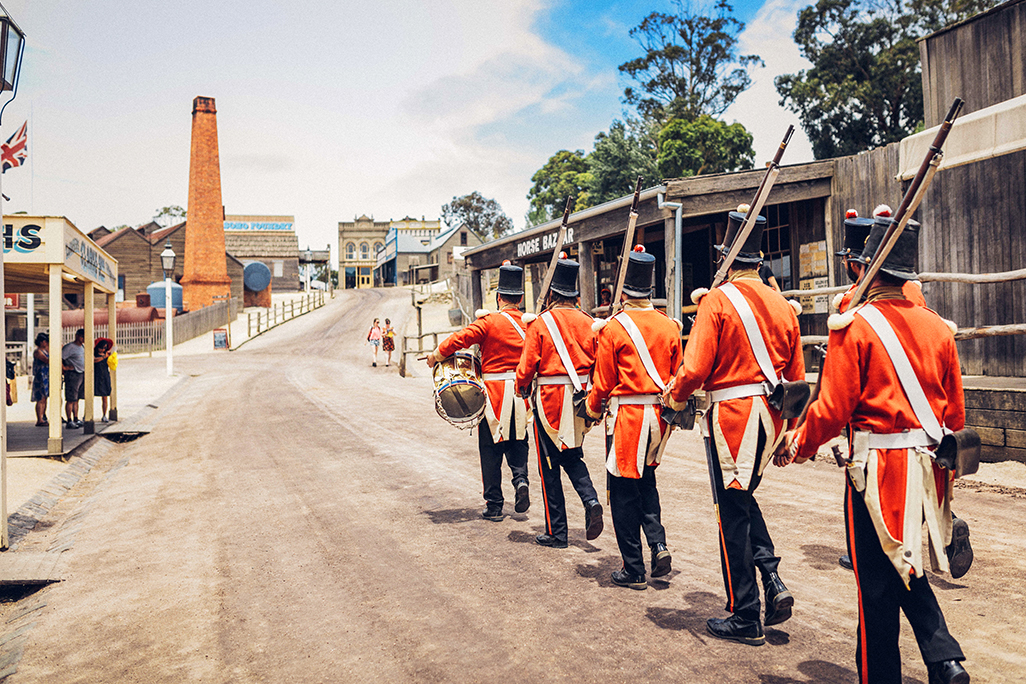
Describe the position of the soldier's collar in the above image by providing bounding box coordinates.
[498,304,520,312]
[622,299,653,310]
[864,286,905,303]
[727,269,761,283]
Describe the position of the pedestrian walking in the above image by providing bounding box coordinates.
[367,318,382,367]
[382,319,396,366]
[31,332,49,427]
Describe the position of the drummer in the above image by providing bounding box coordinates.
[426,262,532,521]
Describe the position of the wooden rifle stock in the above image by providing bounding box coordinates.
[533,196,575,312]
[711,125,794,288]
[848,98,964,309]
[610,176,644,314]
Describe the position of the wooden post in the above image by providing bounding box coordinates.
[83,283,95,434]
[108,293,118,421]
[663,216,676,316]
[579,240,596,312]
[48,266,63,455]
[399,336,407,377]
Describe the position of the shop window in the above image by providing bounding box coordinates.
[273,260,284,277]
[760,204,792,292]
[360,242,370,259]
[374,242,383,254]
[460,231,468,246]
[346,242,356,259]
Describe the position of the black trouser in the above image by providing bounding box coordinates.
[534,412,598,542]
[845,477,963,683]
[478,415,529,507]
[707,427,780,622]
[607,434,666,577]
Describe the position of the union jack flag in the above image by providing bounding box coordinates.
[1,121,27,173]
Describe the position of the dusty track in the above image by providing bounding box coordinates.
[5,288,1024,683]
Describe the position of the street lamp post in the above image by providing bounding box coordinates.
[0,1,26,550]
[161,241,176,377]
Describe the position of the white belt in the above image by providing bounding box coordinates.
[706,382,770,404]
[538,374,588,387]
[482,372,516,381]
[616,394,661,405]
[861,429,935,450]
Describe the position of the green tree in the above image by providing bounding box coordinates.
[775,0,996,159]
[587,119,659,205]
[441,191,515,241]
[657,115,755,178]
[154,205,186,228]
[526,150,593,224]
[619,0,763,126]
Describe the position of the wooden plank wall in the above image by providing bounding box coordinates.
[919,149,1026,376]
[920,0,1026,127]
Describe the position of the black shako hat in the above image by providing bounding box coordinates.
[549,258,580,298]
[854,217,920,280]
[496,262,524,296]
[838,211,874,258]
[717,208,766,265]
[622,247,656,298]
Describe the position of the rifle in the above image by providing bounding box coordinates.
[847,98,964,309]
[609,176,644,313]
[533,196,575,313]
[710,125,794,288]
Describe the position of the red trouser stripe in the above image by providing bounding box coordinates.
[846,482,869,684]
[533,422,553,535]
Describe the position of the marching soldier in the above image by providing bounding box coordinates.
[427,262,531,521]
[779,219,970,684]
[586,247,681,590]
[834,207,972,579]
[664,208,804,645]
[515,258,603,548]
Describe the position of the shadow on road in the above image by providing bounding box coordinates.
[422,507,483,524]
[757,659,860,684]
[800,543,847,571]
[644,590,722,640]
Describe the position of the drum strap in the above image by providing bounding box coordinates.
[857,304,945,445]
[541,311,583,392]
[613,312,666,391]
[720,282,781,389]
[499,311,525,340]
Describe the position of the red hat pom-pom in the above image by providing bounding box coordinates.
[502,259,512,265]
[558,251,567,259]
[633,244,646,253]
[873,204,892,218]
[846,209,858,219]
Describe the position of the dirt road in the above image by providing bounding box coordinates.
[4,287,1024,683]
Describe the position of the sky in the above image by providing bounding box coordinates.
[0,0,815,267]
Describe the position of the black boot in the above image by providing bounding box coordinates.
[514,481,530,513]
[482,503,504,521]
[650,543,672,578]
[927,659,969,684]
[763,572,793,626]
[706,614,765,646]
[611,567,647,590]
[584,499,604,541]
[839,554,853,571]
[535,534,568,548]
[946,516,973,579]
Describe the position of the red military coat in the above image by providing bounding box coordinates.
[586,303,682,479]
[835,279,926,313]
[515,307,596,450]
[668,274,805,490]
[792,295,963,584]
[437,307,530,442]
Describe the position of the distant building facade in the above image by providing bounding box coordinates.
[223,214,301,292]
[375,223,481,286]
[338,215,443,289]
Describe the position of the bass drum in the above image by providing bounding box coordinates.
[432,351,486,429]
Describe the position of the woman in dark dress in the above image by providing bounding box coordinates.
[94,338,114,422]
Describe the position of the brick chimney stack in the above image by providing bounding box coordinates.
[181,96,232,309]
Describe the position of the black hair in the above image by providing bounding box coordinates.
[876,271,907,288]
[497,293,522,307]
[35,332,49,346]
[546,292,577,307]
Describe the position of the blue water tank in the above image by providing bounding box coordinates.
[147,281,184,313]
[243,261,272,292]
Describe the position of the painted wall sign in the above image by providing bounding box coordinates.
[4,293,20,309]
[515,226,575,259]
[3,223,43,254]
[65,230,117,288]
[223,221,294,231]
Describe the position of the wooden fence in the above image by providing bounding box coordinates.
[246,291,326,338]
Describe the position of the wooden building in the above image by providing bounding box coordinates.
[223,215,302,293]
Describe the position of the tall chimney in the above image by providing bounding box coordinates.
[181,96,231,309]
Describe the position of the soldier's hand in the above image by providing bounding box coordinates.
[425,351,440,368]
[773,430,796,467]
[661,378,675,407]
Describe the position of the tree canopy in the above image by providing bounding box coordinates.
[587,120,660,205]
[775,0,996,159]
[525,150,593,225]
[657,115,754,178]
[440,191,514,241]
[154,205,186,227]
[619,0,763,125]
